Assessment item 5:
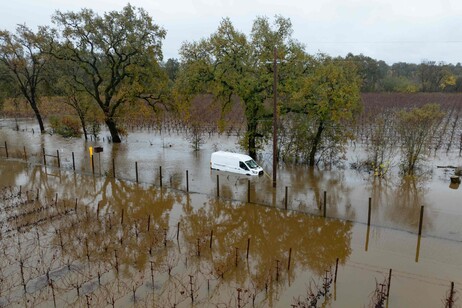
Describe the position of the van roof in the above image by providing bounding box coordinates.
[211,151,254,161]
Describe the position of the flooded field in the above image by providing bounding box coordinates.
[1,118,461,307]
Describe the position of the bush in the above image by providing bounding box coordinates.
[49,115,81,137]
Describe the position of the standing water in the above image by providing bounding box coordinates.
[0,119,461,307]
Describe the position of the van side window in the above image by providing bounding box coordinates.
[239,161,249,170]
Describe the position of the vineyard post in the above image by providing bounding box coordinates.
[247,179,250,203]
[449,281,455,307]
[91,154,94,175]
[209,230,213,249]
[368,197,372,226]
[43,148,46,166]
[246,237,250,259]
[418,205,424,236]
[334,258,339,283]
[217,174,220,198]
[186,170,189,192]
[387,268,392,298]
[135,162,139,183]
[72,152,75,171]
[176,221,180,241]
[288,248,292,271]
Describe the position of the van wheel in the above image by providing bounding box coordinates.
[246,173,250,176]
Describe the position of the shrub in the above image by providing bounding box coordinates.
[49,115,81,137]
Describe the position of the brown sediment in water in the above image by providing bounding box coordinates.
[1,121,462,307]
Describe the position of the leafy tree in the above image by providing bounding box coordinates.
[344,53,388,92]
[176,16,307,158]
[163,58,180,82]
[0,62,15,110]
[47,4,166,143]
[365,109,397,176]
[391,62,419,79]
[293,55,362,166]
[396,104,444,175]
[381,75,418,92]
[44,56,101,140]
[419,61,456,92]
[0,25,50,133]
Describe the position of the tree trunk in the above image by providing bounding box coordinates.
[247,121,257,159]
[309,121,324,166]
[105,117,121,143]
[79,115,88,141]
[29,99,45,133]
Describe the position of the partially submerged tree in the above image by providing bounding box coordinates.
[365,109,397,176]
[292,55,362,166]
[176,16,308,158]
[48,4,166,143]
[396,103,444,175]
[0,25,49,133]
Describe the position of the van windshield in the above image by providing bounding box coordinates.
[245,160,258,169]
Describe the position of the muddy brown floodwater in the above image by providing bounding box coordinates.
[0,118,461,307]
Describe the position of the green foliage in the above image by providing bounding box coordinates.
[176,16,308,158]
[396,103,445,175]
[344,53,388,92]
[292,55,362,166]
[47,4,167,143]
[0,25,50,132]
[381,76,418,92]
[418,61,454,92]
[49,115,81,137]
[163,58,180,82]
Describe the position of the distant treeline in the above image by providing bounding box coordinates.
[337,54,462,93]
[140,55,462,94]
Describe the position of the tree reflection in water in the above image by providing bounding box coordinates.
[0,161,352,307]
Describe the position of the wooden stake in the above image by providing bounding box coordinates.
[334,258,339,283]
[72,152,75,171]
[186,170,189,192]
[248,179,251,203]
[176,221,180,241]
[418,205,424,236]
[288,248,292,271]
[246,237,250,259]
[209,230,213,249]
[367,197,372,226]
[387,268,392,298]
[217,174,220,197]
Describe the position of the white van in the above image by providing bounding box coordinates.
[210,151,264,176]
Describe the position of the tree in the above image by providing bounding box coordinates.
[344,53,388,92]
[381,75,418,92]
[48,4,166,143]
[176,16,307,158]
[419,61,456,92]
[0,25,50,133]
[396,104,444,175]
[293,55,362,166]
[0,62,15,110]
[365,109,397,176]
[163,58,180,82]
